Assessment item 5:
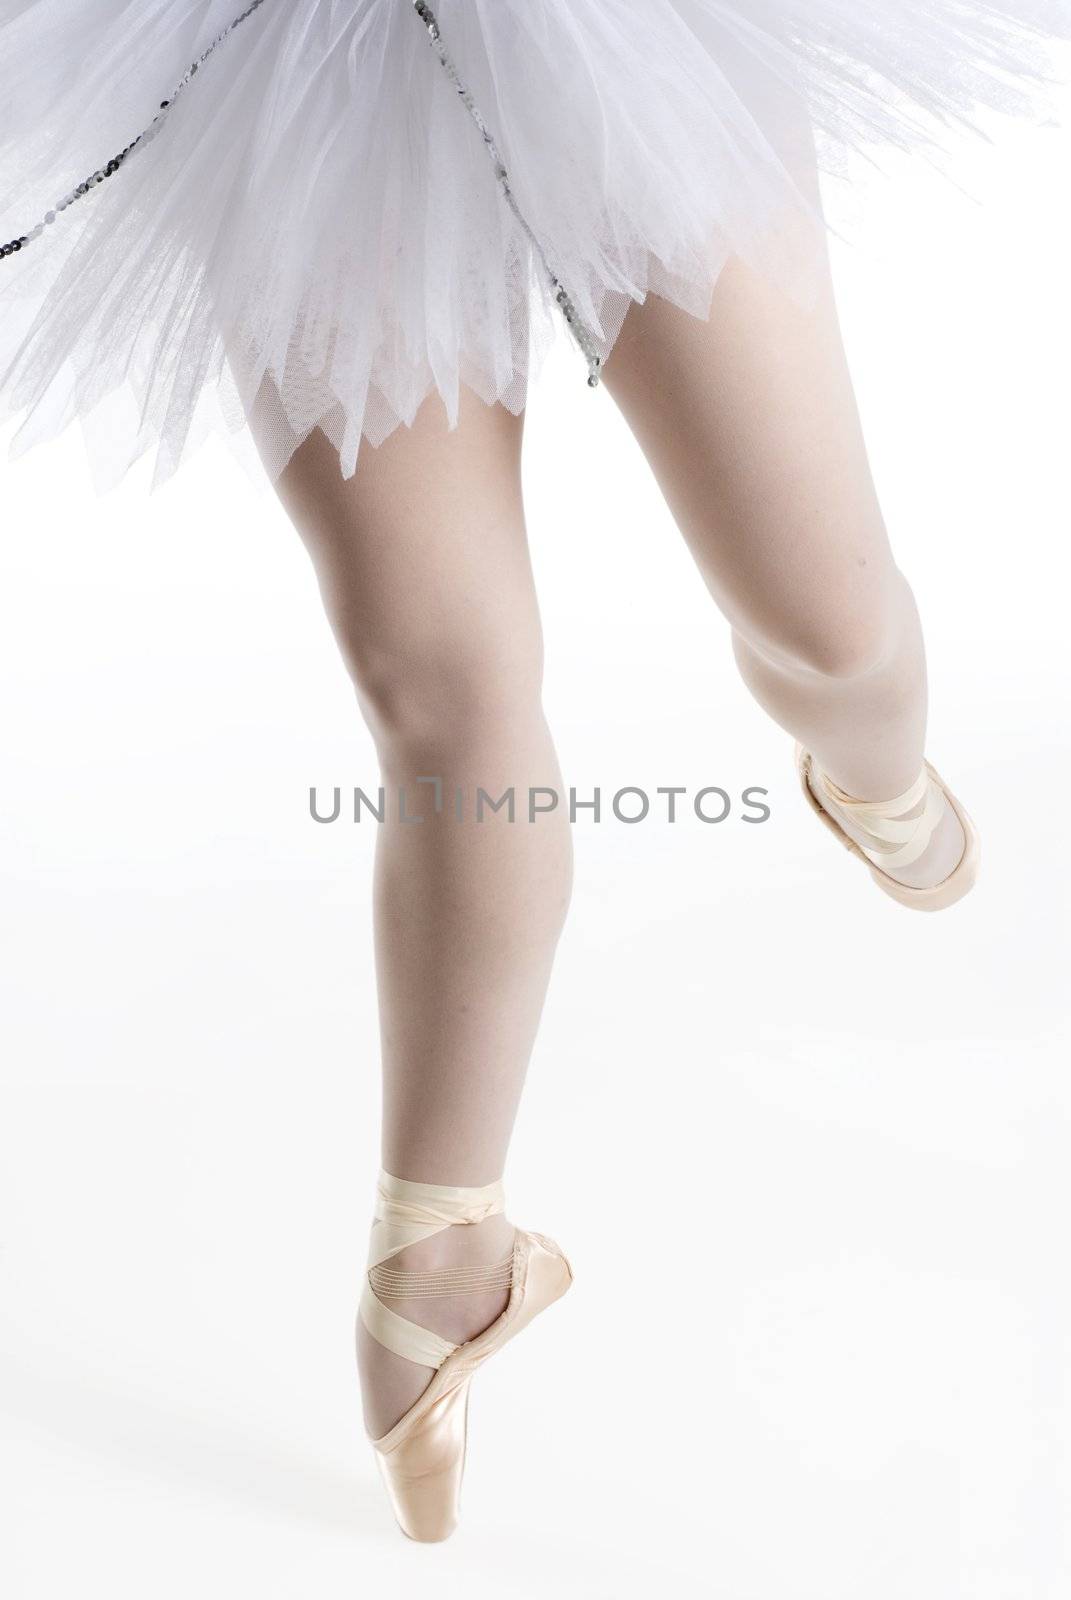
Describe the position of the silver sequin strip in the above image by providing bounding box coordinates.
[2,0,603,391]
[411,0,602,388]
[0,0,269,260]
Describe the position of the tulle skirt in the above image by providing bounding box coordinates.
[0,0,1067,487]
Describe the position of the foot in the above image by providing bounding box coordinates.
[358,1214,516,1440]
[806,768,967,891]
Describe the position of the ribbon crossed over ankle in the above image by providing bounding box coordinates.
[815,766,944,872]
[360,1172,507,1370]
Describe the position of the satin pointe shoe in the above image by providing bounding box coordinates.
[795,743,980,911]
[358,1171,573,1543]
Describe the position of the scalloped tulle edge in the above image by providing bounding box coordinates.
[0,0,1068,491]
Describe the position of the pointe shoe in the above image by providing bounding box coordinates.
[795,743,980,911]
[359,1173,573,1543]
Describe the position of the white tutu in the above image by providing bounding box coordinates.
[0,0,1067,487]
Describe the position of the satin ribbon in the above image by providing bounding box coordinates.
[360,1171,507,1370]
[816,766,944,870]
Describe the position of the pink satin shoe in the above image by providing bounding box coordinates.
[359,1174,573,1542]
[795,743,980,911]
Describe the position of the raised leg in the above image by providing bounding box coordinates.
[601,255,967,890]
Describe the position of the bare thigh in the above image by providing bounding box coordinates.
[263,387,545,754]
[600,254,904,679]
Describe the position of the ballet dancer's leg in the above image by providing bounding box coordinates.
[601,257,967,890]
[265,392,572,1436]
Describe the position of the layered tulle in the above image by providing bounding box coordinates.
[0,0,1067,487]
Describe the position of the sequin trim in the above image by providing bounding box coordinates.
[0,1,269,260]
[2,0,602,390]
[411,0,603,388]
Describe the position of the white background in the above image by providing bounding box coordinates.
[1,114,1069,1598]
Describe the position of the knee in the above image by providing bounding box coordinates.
[742,568,911,682]
[346,624,545,759]
[786,610,898,680]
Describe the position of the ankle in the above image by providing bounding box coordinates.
[358,1171,514,1409]
[359,1214,516,1420]
[388,1214,516,1276]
